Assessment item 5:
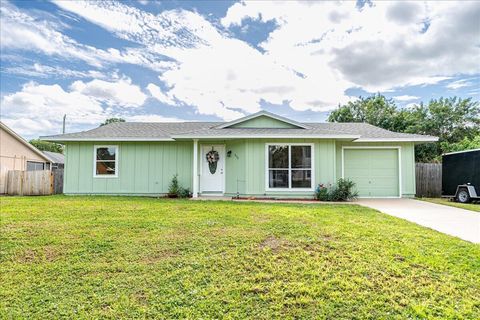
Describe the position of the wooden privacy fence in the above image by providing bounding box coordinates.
[52,168,63,194]
[6,169,64,196]
[415,163,442,197]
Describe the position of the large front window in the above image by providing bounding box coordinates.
[267,144,312,189]
[94,145,118,177]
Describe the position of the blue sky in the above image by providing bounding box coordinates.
[1,0,479,139]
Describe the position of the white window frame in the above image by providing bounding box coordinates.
[93,145,119,178]
[265,143,315,192]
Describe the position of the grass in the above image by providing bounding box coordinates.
[418,197,480,212]
[1,196,479,319]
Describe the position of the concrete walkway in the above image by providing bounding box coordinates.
[356,199,480,243]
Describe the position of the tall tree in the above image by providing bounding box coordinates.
[404,97,480,162]
[327,94,409,132]
[100,118,125,126]
[29,139,64,153]
[328,95,480,162]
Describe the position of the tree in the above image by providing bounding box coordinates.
[404,97,479,162]
[100,118,125,126]
[328,95,480,162]
[440,135,480,154]
[327,94,410,132]
[29,139,64,153]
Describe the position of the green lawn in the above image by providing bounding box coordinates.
[1,196,479,319]
[419,197,480,212]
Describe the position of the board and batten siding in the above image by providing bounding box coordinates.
[223,139,336,197]
[63,139,416,198]
[229,115,299,129]
[64,142,193,195]
[335,142,416,197]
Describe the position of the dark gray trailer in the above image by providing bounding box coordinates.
[442,148,480,203]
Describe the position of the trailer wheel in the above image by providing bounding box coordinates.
[456,188,471,203]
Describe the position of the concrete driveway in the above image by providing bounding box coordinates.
[356,198,480,243]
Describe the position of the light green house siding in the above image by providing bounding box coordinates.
[64,141,193,195]
[223,139,336,197]
[63,139,415,198]
[229,115,299,128]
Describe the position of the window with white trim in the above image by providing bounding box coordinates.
[94,146,118,177]
[267,144,312,189]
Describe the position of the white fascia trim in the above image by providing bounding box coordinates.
[442,148,480,156]
[354,137,438,142]
[172,134,360,139]
[215,110,310,129]
[42,137,175,142]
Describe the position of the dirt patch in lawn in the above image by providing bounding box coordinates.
[141,248,180,264]
[258,236,291,252]
[16,245,61,263]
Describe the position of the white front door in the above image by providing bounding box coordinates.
[200,144,225,193]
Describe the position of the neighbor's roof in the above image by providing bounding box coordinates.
[41,111,438,143]
[42,151,65,164]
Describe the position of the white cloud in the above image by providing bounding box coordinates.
[223,1,480,92]
[393,95,420,101]
[0,2,170,71]
[146,83,175,105]
[2,63,107,79]
[51,0,480,121]
[71,78,147,107]
[1,77,149,138]
[446,79,475,90]
[127,114,182,122]
[2,0,479,134]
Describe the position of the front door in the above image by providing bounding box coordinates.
[200,144,225,194]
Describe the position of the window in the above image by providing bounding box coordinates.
[94,146,118,177]
[27,161,45,171]
[267,144,313,190]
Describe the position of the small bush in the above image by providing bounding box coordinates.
[168,175,191,198]
[168,174,180,196]
[178,187,191,198]
[315,178,358,201]
[315,184,331,201]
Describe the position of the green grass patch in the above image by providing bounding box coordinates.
[1,196,479,319]
[419,197,480,212]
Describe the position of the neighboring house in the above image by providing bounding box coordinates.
[42,151,65,169]
[42,111,437,198]
[0,122,52,194]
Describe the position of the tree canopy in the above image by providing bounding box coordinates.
[29,139,64,154]
[328,95,479,162]
[100,118,125,126]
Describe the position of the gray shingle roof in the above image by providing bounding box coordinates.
[42,151,65,164]
[41,121,437,142]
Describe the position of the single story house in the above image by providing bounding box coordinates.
[1,122,53,194]
[42,111,437,198]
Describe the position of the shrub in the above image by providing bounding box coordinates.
[168,175,191,198]
[314,178,358,201]
[168,174,180,196]
[314,184,331,201]
[178,187,191,198]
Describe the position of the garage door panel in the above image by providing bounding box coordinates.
[344,149,399,197]
[370,167,398,177]
[370,186,398,197]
